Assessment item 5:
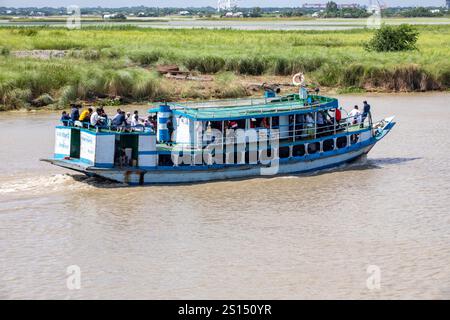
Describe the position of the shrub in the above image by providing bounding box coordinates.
[184,56,225,74]
[0,46,10,56]
[365,24,419,52]
[58,85,78,106]
[225,57,268,75]
[32,93,55,107]
[130,50,163,65]
[1,88,32,109]
[17,28,39,37]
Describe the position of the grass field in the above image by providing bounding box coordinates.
[0,24,449,110]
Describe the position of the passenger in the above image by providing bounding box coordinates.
[125,112,132,125]
[305,113,315,138]
[335,107,342,123]
[144,115,155,132]
[229,120,238,129]
[316,112,325,135]
[99,108,108,126]
[70,104,80,122]
[112,111,126,128]
[60,111,71,126]
[130,112,141,127]
[90,108,102,127]
[261,117,270,129]
[362,100,371,125]
[79,107,93,126]
[348,105,361,125]
[112,108,122,123]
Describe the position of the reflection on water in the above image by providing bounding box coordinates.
[0,93,450,299]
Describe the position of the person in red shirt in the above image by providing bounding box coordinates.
[335,108,342,123]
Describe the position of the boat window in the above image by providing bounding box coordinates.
[323,139,334,152]
[307,142,320,154]
[350,134,360,145]
[279,146,290,159]
[336,136,347,149]
[293,144,306,157]
[158,154,174,166]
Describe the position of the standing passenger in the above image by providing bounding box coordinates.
[348,105,361,125]
[362,101,371,126]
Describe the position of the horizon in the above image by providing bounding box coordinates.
[1,1,447,9]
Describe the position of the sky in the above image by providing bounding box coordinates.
[0,0,446,8]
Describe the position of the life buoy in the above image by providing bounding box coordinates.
[292,72,305,86]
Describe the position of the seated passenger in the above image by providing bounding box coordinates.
[112,109,122,123]
[79,107,93,126]
[125,112,132,125]
[60,111,71,126]
[112,111,126,128]
[90,108,102,127]
[70,104,80,122]
[130,114,141,127]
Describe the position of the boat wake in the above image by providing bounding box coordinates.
[0,173,125,196]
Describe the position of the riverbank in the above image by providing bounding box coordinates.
[1,25,449,111]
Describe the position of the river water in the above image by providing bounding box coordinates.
[0,93,449,299]
[2,18,450,30]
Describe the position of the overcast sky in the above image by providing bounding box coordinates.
[0,0,446,8]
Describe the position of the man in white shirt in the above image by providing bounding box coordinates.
[348,105,361,124]
[90,108,101,126]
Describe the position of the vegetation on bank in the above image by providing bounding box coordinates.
[0,25,449,111]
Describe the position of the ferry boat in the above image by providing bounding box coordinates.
[42,92,395,185]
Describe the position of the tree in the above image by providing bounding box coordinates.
[326,1,338,13]
[365,24,419,52]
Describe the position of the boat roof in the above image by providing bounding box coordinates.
[150,94,339,121]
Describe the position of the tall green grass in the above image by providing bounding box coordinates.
[0,25,449,110]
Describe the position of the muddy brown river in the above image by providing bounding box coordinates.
[0,93,449,299]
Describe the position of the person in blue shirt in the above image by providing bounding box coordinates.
[60,111,71,126]
[70,104,80,122]
[112,111,126,128]
[362,101,371,125]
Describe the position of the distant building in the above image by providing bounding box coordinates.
[302,3,327,9]
[179,11,191,16]
[302,3,360,9]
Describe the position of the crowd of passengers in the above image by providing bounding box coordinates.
[60,101,371,137]
[60,104,157,132]
[208,101,371,138]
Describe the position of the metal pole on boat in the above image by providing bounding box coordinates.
[314,112,317,139]
[333,111,336,135]
[221,120,225,155]
[293,114,296,142]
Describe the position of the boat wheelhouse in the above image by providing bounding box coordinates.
[43,93,395,185]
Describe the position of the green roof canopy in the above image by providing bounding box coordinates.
[163,94,339,121]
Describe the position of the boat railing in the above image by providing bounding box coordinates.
[175,114,372,148]
[60,120,156,134]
